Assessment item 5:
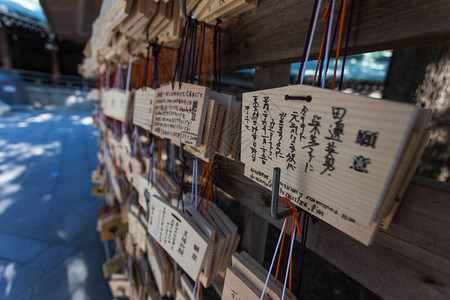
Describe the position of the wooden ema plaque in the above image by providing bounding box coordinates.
[103,89,131,122]
[241,85,426,245]
[222,266,270,300]
[147,192,210,280]
[102,252,127,278]
[153,82,210,147]
[133,87,156,131]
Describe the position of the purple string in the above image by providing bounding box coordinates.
[172,21,188,90]
[296,0,319,84]
[339,0,355,91]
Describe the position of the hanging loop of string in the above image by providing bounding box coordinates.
[142,42,152,88]
[172,20,189,90]
[338,0,355,91]
[152,41,161,88]
[296,0,323,85]
[179,20,192,88]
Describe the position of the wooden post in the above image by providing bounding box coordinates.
[240,64,291,264]
[0,24,12,69]
[50,49,61,82]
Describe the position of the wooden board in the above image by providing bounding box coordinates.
[198,0,257,22]
[209,91,238,156]
[109,275,131,297]
[219,0,450,71]
[128,211,148,252]
[103,89,131,122]
[153,82,210,147]
[185,99,222,161]
[133,87,156,131]
[103,252,127,278]
[241,85,426,244]
[147,192,210,280]
[222,266,269,300]
[215,161,450,299]
[147,237,169,295]
[232,252,293,300]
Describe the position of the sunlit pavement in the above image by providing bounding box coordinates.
[0,110,112,300]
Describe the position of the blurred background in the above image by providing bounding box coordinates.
[0,1,447,300]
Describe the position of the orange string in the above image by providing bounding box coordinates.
[312,30,327,86]
[197,166,206,213]
[208,172,213,208]
[281,198,301,235]
[147,59,154,87]
[322,2,330,21]
[159,42,165,84]
[203,163,212,210]
[332,0,348,90]
[163,45,170,83]
[135,56,142,89]
[313,4,330,86]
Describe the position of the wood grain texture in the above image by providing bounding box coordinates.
[215,160,450,299]
[241,85,424,244]
[220,0,450,71]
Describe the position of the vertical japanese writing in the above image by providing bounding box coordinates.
[243,105,250,130]
[286,111,300,170]
[299,105,308,142]
[302,115,322,173]
[275,112,287,158]
[259,97,269,165]
[177,230,188,256]
[268,118,275,160]
[322,107,347,175]
[250,96,259,162]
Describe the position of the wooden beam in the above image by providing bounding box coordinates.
[220,0,450,71]
[240,208,269,264]
[215,161,450,299]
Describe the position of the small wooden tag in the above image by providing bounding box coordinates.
[147,193,210,280]
[153,82,210,147]
[133,87,156,131]
[102,252,127,278]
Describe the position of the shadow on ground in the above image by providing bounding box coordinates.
[0,110,111,300]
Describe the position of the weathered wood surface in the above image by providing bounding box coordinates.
[221,0,450,71]
[215,160,450,299]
